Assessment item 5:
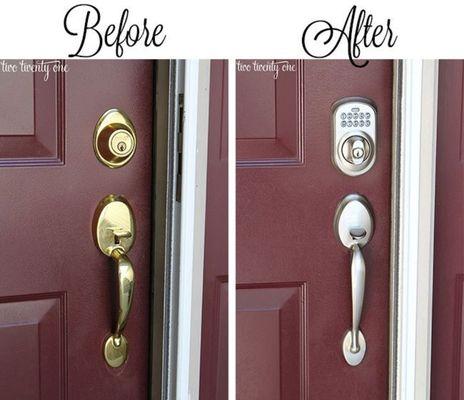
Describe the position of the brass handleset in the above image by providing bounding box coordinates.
[92,109,138,368]
[93,194,136,368]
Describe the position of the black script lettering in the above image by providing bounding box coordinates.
[64,4,102,58]
[301,5,398,68]
[64,4,166,57]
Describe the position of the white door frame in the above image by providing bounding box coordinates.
[390,59,439,400]
[175,59,211,400]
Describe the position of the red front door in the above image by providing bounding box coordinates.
[0,60,153,399]
[236,60,393,399]
[431,60,464,399]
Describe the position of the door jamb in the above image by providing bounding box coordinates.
[389,60,439,400]
[151,60,185,400]
[151,60,210,400]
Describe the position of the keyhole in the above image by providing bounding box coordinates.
[352,147,364,159]
[117,142,127,152]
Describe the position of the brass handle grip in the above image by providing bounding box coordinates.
[111,247,135,341]
[101,247,135,368]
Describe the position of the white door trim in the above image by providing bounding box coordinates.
[390,60,439,400]
[176,59,211,400]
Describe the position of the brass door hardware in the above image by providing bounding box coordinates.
[93,194,135,368]
[94,109,137,168]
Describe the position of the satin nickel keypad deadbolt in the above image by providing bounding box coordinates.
[332,97,377,176]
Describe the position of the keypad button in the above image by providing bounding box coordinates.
[365,120,370,127]
[341,121,346,127]
[347,121,353,127]
[366,113,371,119]
[353,113,358,119]
[341,113,346,120]
[360,112,364,118]
[347,113,352,119]
[359,120,364,127]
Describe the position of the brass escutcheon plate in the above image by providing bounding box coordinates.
[103,334,128,368]
[92,194,135,256]
[94,109,137,168]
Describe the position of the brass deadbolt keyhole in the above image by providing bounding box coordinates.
[94,109,137,168]
[109,130,134,157]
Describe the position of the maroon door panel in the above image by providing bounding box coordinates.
[200,60,229,399]
[0,61,153,399]
[237,60,393,399]
[431,60,464,399]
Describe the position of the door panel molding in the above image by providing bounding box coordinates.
[0,60,65,167]
[0,291,67,400]
[237,281,308,400]
[236,60,304,167]
[390,60,438,400]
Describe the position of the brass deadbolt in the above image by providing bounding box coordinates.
[94,109,137,168]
